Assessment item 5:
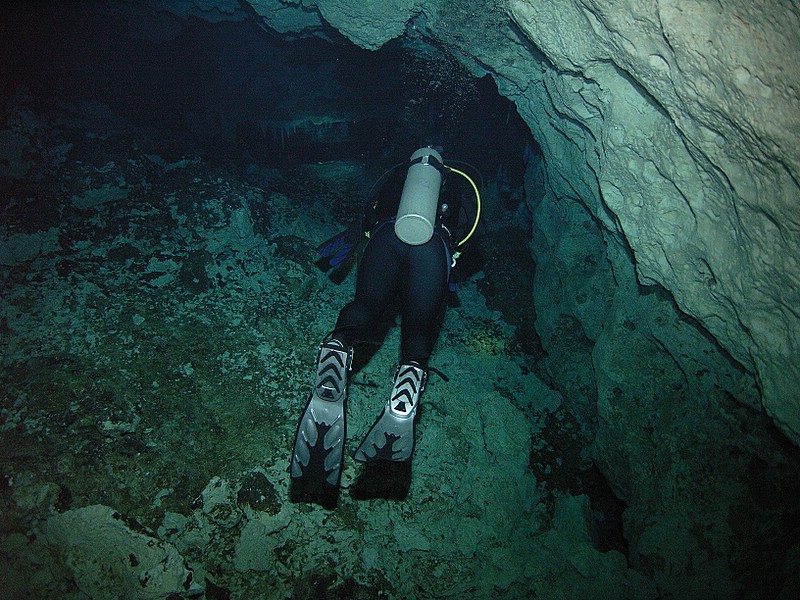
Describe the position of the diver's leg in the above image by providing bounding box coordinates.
[291,226,403,490]
[353,235,448,463]
[399,234,450,365]
[332,224,402,346]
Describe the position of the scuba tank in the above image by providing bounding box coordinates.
[394,147,444,245]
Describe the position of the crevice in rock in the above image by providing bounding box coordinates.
[529,407,629,557]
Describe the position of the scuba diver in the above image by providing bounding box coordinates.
[290,145,481,498]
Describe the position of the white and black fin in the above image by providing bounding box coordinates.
[354,363,427,463]
[290,339,352,488]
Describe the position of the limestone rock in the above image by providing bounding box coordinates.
[39,505,196,599]
[233,507,292,572]
[0,227,61,266]
[314,0,420,49]
[248,0,326,36]
[539,494,657,598]
[200,476,243,529]
[71,182,130,210]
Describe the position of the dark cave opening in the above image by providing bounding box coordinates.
[2,2,533,180]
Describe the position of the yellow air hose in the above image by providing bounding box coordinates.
[446,165,482,260]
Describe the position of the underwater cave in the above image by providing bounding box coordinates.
[1,1,799,598]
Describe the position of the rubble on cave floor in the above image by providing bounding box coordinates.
[1,102,647,599]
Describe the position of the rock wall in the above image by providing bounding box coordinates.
[501,0,800,445]
[232,0,800,441]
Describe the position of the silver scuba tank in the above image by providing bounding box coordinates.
[394,147,443,245]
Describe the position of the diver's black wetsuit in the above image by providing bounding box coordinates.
[332,158,477,366]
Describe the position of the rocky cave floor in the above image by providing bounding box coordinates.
[1,100,798,599]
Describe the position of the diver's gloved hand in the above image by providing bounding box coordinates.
[354,362,427,463]
[290,338,353,488]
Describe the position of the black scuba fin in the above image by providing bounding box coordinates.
[314,222,362,283]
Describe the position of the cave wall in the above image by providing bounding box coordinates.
[500,0,800,443]
[230,0,800,443]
